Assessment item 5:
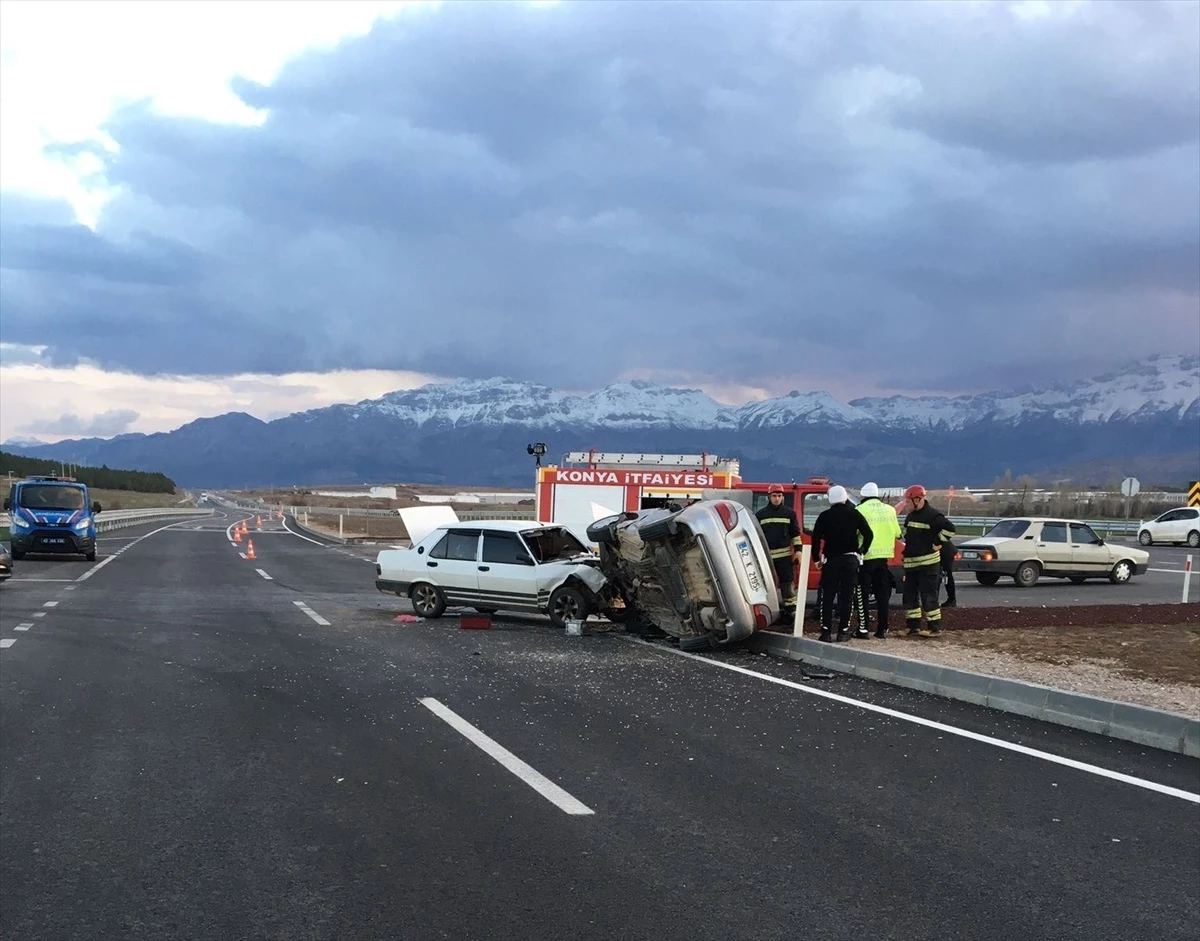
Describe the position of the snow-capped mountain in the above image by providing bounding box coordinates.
[850,354,1199,431]
[5,354,1196,488]
[333,353,1198,432]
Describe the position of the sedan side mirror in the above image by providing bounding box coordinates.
[92,502,102,514]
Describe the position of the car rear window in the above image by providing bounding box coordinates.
[984,519,1031,539]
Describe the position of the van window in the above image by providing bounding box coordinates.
[17,485,86,510]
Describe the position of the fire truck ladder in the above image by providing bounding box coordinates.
[561,451,740,474]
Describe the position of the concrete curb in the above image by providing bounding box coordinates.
[748,631,1200,758]
[286,516,348,544]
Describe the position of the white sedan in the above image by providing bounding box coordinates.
[375,519,616,626]
[1137,507,1200,548]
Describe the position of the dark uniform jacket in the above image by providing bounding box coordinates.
[903,503,957,569]
[756,501,803,561]
[812,503,874,560]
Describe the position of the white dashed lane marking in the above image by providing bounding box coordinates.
[0,639,15,648]
[15,624,33,631]
[43,601,58,608]
[256,569,273,580]
[294,600,331,626]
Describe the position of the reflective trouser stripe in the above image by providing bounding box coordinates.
[770,547,793,558]
[926,608,942,621]
[904,552,942,567]
[906,608,922,619]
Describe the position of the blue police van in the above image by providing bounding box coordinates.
[3,475,102,561]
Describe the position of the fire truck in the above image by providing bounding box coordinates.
[533,450,894,594]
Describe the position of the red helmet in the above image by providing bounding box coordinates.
[905,484,927,501]
[768,484,784,495]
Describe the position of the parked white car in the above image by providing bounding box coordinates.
[1137,507,1200,548]
[375,519,619,626]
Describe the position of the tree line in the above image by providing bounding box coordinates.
[982,470,1186,519]
[0,451,177,494]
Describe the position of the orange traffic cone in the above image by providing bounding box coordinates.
[256,515,262,529]
[233,528,242,543]
[246,539,256,560]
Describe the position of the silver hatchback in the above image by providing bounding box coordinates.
[587,499,780,651]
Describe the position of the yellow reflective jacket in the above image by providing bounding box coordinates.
[855,497,903,561]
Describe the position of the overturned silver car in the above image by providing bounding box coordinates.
[587,498,781,652]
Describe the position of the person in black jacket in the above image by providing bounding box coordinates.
[811,485,874,642]
[941,539,957,607]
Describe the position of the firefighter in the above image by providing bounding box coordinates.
[756,484,803,619]
[855,481,903,638]
[900,484,956,637]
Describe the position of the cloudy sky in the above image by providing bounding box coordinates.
[1,0,1197,444]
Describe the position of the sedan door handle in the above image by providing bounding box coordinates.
[427,561,438,567]
[478,565,490,571]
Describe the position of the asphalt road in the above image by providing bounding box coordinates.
[2,509,1198,940]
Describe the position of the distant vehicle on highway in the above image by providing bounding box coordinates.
[955,517,1150,587]
[0,543,11,582]
[586,499,780,652]
[374,519,620,627]
[1137,507,1200,548]
[3,475,103,561]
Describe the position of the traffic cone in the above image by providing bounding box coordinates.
[234,528,242,543]
[246,539,256,560]
[256,515,262,529]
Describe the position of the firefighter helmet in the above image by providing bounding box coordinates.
[904,484,927,501]
[768,484,784,495]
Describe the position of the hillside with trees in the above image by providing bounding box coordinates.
[0,451,177,494]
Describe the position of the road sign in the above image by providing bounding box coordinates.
[1189,480,1200,508]
[1120,477,1141,497]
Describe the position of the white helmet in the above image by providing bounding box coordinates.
[860,482,879,498]
[827,485,848,504]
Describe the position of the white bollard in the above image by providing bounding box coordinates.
[793,543,812,636]
[1184,554,1193,604]
[339,514,344,538]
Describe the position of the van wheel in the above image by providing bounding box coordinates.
[1014,561,1040,587]
[410,583,446,618]
[548,584,590,628]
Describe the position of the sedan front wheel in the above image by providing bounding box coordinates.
[1109,560,1134,585]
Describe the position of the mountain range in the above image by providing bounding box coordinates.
[4,354,1197,489]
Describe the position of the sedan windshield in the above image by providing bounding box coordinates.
[17,485,87,510]
[983,519,1031,539]
[522,527,588,562]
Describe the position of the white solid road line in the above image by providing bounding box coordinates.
[1149,567,1198,576]
[77,519,194,582]
[281,516,330,547]
[419,697,595,816]
[293,600,331,626]
[624,637,1200,805]
[256,568,273,580]
[0,639,15,648]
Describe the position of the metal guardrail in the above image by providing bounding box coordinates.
[1,507,213,532]
[946,516,1143,536]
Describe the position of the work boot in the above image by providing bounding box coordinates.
[918,626,943,638]
[906,618,921,636]
[835,628,849,643]
[943,598,957,608]
[818,629,833,643]
[874,629,888,639]
[854,627,869,639]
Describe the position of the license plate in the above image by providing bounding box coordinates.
[961,550,978,559]
[43,538,65,545]
[737,540,762,592]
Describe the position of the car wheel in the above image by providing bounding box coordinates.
[975,572,1001,586]
[637,515,679,541]
[409,582,446,618]
[548,583,591,628]
[679,633,719,652]
[1138,530,1153,546]
[1014,561,1040,587]
[1188,531,1200,549]
[1109,560,1134,584]
[1068,576,1087,584]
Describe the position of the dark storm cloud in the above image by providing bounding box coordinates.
[1,0,1197,393]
